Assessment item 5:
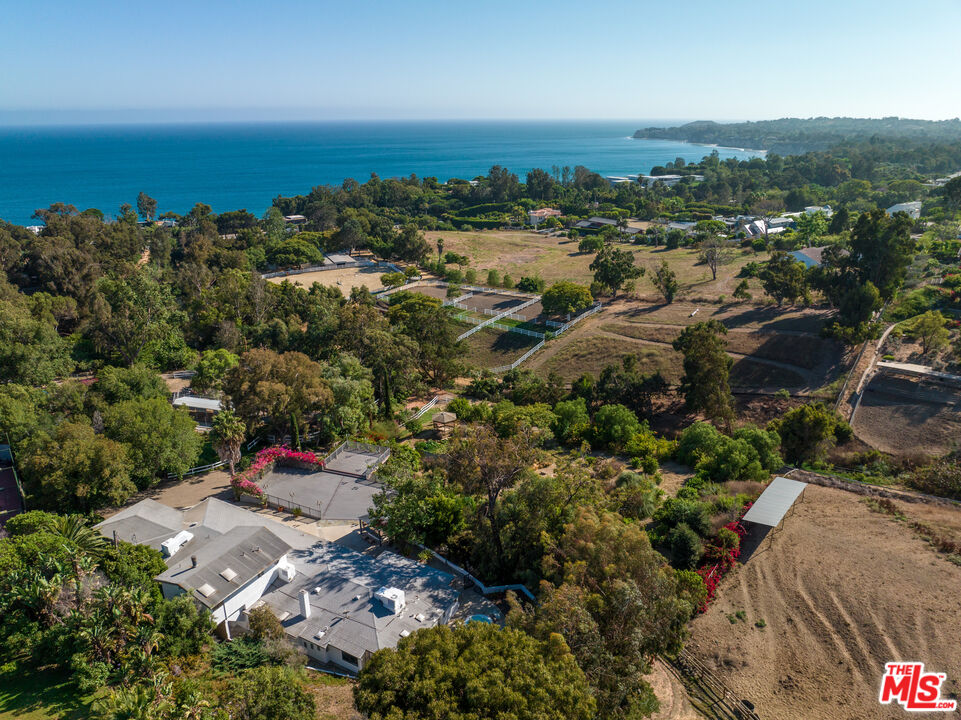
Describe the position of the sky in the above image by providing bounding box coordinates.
[3,0,961,124]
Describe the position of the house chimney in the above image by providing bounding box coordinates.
[300,589,311,619]
[191,555,198,568]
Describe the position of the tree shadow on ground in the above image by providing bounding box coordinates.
[0,667,94,720]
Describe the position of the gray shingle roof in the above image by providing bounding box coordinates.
[261,543,458,658]
[156,526,292,608]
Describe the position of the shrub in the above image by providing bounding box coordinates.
[592,404,640,452]
[668,523,704,570]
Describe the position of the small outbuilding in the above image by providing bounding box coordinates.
[432,411,457,438]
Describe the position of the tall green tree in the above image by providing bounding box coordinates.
[355,623,595,720]
[104,397,203,486]
[541,281,593,316]
[387,293,466,385]
[136,192,158,222]
[761,252,809,305]
[210,408,247,476]
[517,509,699,720]
[590,247,644,297]
[89,268,185,366]
[672,320,734,427]
[846,208,915,300]
[20,422,135,511]
[224,349,333,444]
[651,259,679,303]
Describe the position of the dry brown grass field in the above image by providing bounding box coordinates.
[425,229,768,299]
[688,484,961,720]
[527,299,846,395]
[462,327,541,370]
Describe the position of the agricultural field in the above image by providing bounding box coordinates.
[265,264,388,292]
[687,484,961,720]
[425,229,768,300]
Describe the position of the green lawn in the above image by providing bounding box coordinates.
[0,666,96,720]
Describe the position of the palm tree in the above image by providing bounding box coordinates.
[48,515,107,608]
[210,409,246,476]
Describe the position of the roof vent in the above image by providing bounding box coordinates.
[220,568,238,582]
[400,630,410,637]
[197,583,215,598]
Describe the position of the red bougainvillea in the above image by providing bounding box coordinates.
[695,501,752,612]
[230,446,324,498]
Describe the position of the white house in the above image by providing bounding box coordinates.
[96,498,458,673]
[528,208,562,226]
[886,201,922,219]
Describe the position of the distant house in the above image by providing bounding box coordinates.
[804,205,833,217]
[172,395,222,427]
[666,220,697,234]
[639,174,704,187]
[740,218,788,238]
[575,216,620,231]
[324,253,355,266]
[886,201,922,219]
[284,214,307,225]
[789,246,827,268]
[95,497,459,673]
[605,176,637,186]
[528,208,563,226]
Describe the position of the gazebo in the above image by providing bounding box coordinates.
[432,411,457,438]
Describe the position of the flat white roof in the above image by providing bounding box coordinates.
[173,396,222,411]
[741,476,807,528]
[325,253,354,264]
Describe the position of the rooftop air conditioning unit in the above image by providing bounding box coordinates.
[161,530,193,558]
[374,586,406,615]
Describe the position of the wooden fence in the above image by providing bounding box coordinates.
[662,650,761,720]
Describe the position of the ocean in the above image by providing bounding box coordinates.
[0,121,762,226]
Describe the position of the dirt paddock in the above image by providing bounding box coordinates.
[688,483,961,720]
[853,375,961,456]
[266,264,389,293]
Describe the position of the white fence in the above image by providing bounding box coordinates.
[486,301,602,373]
[488,322,545,339]
[490,340,546,373]
[411,396,440,420]
[552,301,603,336]
[457,296,541,341]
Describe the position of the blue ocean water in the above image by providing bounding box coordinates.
[0,121,762,226]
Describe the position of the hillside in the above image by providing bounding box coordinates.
[633,117,961,154]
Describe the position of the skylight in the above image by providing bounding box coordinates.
[197,583,216,597]
[220,568,238,582]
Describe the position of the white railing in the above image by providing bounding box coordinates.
[411,396,440,420]
[166,459,227,479]
[457,297,541,341]
[488,322,545,339]
[552,301,602,337]
[490,340,546,373]
[443,292,475,307]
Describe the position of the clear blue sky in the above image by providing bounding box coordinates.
[3,0,960,124]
